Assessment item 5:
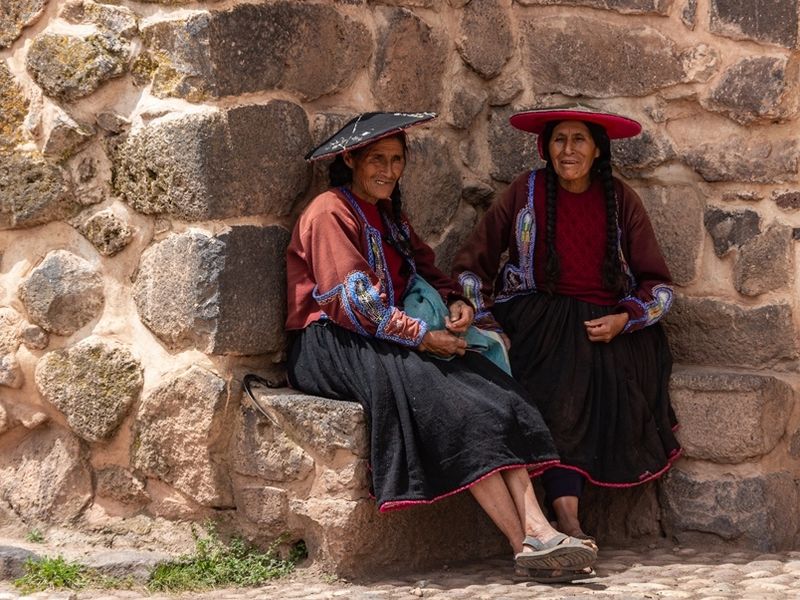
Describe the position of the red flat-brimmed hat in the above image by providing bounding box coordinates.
[510,103,641,158]
[305,112,436,161]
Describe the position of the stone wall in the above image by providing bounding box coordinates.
[1,0,799,569]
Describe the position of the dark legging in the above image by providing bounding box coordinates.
[542,467,585,514]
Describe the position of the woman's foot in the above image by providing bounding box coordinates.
[513,533,597,570]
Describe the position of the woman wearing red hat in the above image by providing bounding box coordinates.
[283,112,597,579]
[453,104,681,543]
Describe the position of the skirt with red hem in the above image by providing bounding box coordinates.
[492,292,680,486]
[287,321,559,511]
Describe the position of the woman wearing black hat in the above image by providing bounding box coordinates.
[452,105,681,542]
[285,112,597,579]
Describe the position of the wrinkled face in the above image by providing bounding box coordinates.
[548,120,600,193]
[344,137,406,204]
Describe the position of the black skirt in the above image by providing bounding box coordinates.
[287,321,559,511]
[493,293,680,487]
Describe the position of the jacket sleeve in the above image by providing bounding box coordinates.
[614,182,675,334]
[450,177,521,331]
[302,209,428,347]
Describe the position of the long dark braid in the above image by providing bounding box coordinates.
[539,120,627,294]
[544,158,560,292]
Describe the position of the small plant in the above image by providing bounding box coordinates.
[13,556,134,594]
[14,556,87,594]
[147,524,300,592]
[25,529,44,543]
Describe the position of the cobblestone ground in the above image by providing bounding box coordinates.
[3,546,800,600]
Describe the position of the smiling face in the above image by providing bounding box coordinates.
[344,136,406,204]
[547,120,601,193]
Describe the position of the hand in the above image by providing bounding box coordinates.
[445,300,474,334]
[499,332,511,350]
[419,330,467,357]
[584,313,629,343]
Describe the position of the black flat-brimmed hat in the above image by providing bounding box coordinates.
[510,103,641,158]
[305,111,436,161]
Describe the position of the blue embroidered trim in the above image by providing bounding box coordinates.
[621,283,674,332]
[498,170,538,301]
[314,188,423,345]
[458,271,485,314]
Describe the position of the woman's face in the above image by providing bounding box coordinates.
[548,120,600,193]
[344,137,406,204]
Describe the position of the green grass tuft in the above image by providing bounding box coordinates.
[14,556,88,594]
[147,525,299,592]
[25,529,44,544]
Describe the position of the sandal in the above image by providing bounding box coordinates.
[514,533,597,570]
[521,566,597,583]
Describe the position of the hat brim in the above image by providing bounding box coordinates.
[510,108,641,139]
[305,112,437,161]
[510,106,641,160]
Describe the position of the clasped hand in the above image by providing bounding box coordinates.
[418,300,474,357]
[584,313,629,343]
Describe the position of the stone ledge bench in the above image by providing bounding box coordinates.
[237,365,799,575]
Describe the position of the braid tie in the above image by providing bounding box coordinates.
[544,161,560,292]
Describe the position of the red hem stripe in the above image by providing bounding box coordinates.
[377,459,561,513]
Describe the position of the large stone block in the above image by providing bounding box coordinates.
[246,389,369,463]
[521,16,717,98]
[131,365,232,507]
[401,134,462,240]
[660,467,799,550]
[516,0,672,14]
[447,87,487,130]
[0,427,92,523]
[95,466,149,506]
[705,57,793,125]
[235,485,289,528]
[113,102,310,220]
[0,152,77,229]
[0,0,46,48]
[0,307,23,388]
[35,337,143,442]
[488,107,544,183]
[457,0,512,79]
[684,138,799,183]
[26,32,130,102]
[612,129,677,177]
[233,406,315,483]
[670,368,793,462]
[635,184,703,286]
[734,224,793,297]
[372,8,447,110]
[0,61,28,151]
[60,0,138,38]
[133,226,290,355]
[18,249,104,336]
[140,2,369,101]
[704,207,760,257]
[710,0,798,49]
[293,494,508,577]
[664,297,797,369]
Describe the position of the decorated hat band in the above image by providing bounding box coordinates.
[305,112,437,161]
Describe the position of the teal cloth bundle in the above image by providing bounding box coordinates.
[403,276,511,375]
